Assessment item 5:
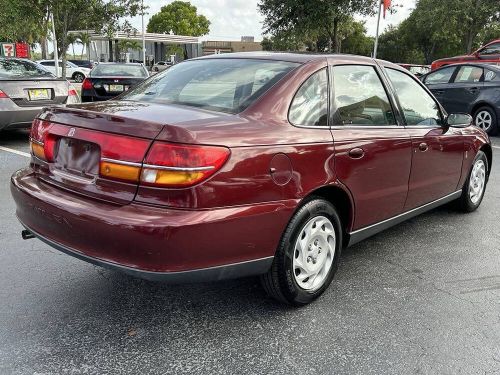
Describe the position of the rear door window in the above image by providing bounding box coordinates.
[288,69,329,126]
[453,66,483,83]
[331,65,395,126]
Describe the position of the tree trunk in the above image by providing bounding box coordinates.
[60,10,68,80]
[40,37,48,59]
[332,18,340,53]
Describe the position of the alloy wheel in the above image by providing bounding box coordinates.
[475,110,493,132]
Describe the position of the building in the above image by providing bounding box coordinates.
[202,36,262,55]
[69,31,201,64]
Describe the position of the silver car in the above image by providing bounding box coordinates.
[0,58,80,131]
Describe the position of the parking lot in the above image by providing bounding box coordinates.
[0,130,499,374]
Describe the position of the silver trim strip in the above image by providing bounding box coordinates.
[142,164,215,172]
[100,158,142,167]
[348,190,462,246]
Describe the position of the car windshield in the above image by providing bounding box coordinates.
[122,58,299,113]
[92,64,147,77]
[0,59,54,79]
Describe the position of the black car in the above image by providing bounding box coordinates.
[81,63,149,102]
[422,63,500,134]
[68,60,95,69]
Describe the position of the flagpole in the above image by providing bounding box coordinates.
[141,0,146,65]
[373,0,382,59]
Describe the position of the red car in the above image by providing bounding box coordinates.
[432,39,500,70]
[11,53,491,305]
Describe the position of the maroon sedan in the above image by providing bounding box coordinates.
[11,53,491,305]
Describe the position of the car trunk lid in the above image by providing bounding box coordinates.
[30,104,169,205]
[88,77,144,98]
[0,78,69,107]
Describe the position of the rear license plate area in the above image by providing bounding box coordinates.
[106,84,124,92]
[28,88,51,101]
[54,137,100,178]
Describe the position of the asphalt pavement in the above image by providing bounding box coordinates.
[0,129,499,375]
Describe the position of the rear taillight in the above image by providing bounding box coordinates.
[68,88,78,96]
[81,79,92,90]
[30,119,56,162]
[140,142,230,187]
[0,89,9,98]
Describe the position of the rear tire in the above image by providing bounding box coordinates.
[458,151,488,212]
[260,198,342,305]
[473,106,498,135]
[73,73,85,83]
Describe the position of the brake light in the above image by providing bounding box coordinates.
[140,142,230,187]
[82,78,92,90]
[0,89,8,98]
[29,119,56,162]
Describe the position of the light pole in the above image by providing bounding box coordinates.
[373,0,382,59]
[51,11,59,77]
[141,0,146,65]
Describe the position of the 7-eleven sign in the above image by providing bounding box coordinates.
[2,43,15,57]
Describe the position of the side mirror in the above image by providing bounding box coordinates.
[446,113,473,128]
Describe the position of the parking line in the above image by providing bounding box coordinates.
[0,146,30,158]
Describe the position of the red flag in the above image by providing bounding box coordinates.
[383,0,391,18]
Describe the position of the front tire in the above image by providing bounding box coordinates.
[473,106,498,135]
[458,151,488,212]
[260,198,342,305]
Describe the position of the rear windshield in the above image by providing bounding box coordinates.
[91,64,147,77]
[122,59,299,114]
[0,59,54,79]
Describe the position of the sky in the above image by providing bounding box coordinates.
[130,0,417,41]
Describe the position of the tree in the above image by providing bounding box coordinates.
[147,1,210,36]
[376,0,498,64]
[258,0,379,53]
[76,32,91,60]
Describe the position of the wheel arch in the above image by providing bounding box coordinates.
[300,184,355,247]
[480,144,492,178]
[471,101,496,118]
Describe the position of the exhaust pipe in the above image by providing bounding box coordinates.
[21,230,35,240]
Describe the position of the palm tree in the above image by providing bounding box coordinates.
[76,32,91,60]
[66,33,78,59]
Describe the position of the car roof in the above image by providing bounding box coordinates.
[95,62,144,66]
[432,62,500,72]
[193,51,389,65]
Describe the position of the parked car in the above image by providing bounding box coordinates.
[68,59,95,70]
[81,63,149,102]
[0,58,79,132]
[36,60,90,82]
[422,63,500,135]
[431,39,500,70]
[152,61,173,72]
[12,53,491,305]
[398,63,431,77]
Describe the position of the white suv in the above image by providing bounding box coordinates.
[36,60,90,82]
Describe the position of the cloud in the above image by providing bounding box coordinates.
[130,0,416,41]
[131,0,265,41]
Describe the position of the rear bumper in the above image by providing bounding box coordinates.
[11,168,296,281]
[0,105,42,130]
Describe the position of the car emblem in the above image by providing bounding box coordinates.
[68,128,76,137]
[114,79,119,83]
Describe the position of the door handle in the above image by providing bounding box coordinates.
[434,90,444,95]
[348,147,364,159]
[468,87,479,93]
[418,142,428,152]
